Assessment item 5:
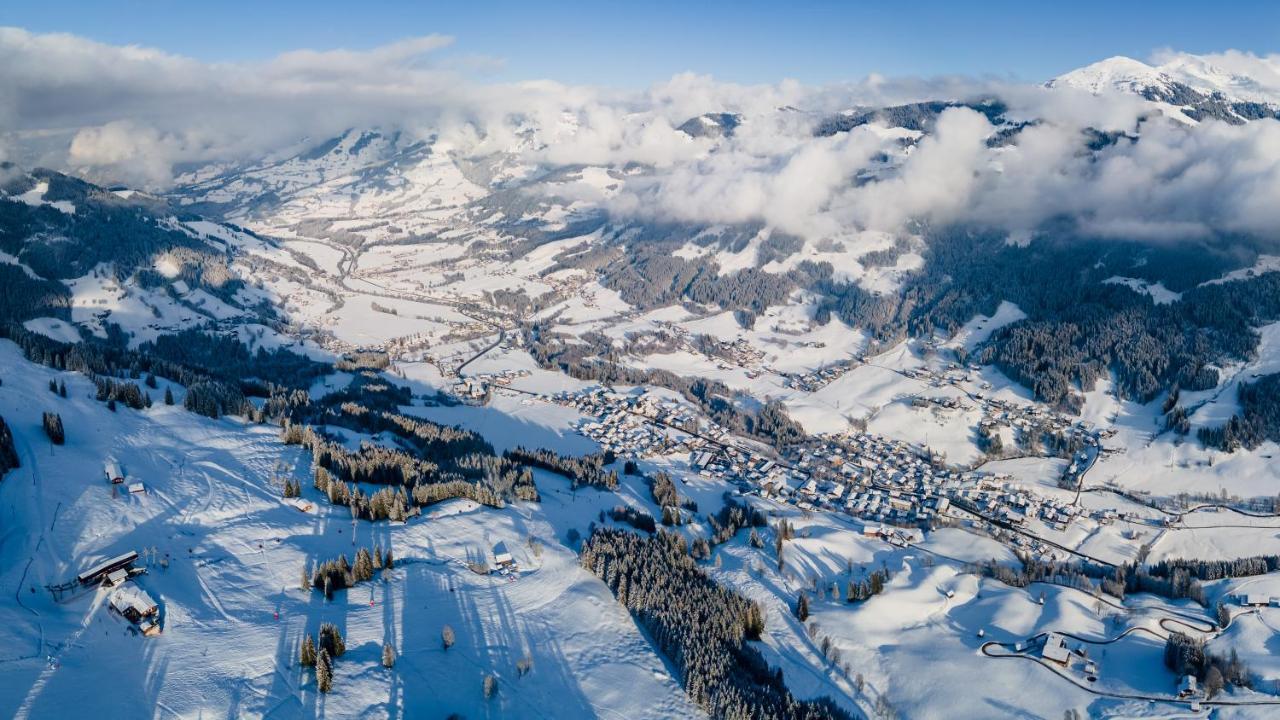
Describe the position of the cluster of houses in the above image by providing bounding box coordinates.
[556,388,733,458]
[544,384,1097,555]
[780,358,860,392]
[455,369,532,401]
[696,335,766,370]
[1233,593,1280,607]
[706,425,1087,560]
[899,361,1107,450]
[900,362,982,388]
[75,549,161,636]
[510,362,1122,567]
[977,396,1104,449]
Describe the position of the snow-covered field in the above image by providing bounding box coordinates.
[0,342,697,719]
[7,84,1280,719]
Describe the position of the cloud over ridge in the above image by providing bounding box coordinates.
[4,27,1280,243]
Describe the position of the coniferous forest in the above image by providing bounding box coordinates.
[581,528,852,720]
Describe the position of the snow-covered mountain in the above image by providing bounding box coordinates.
[676,112,742,139]
[1048,54,1280,124]
[13,40,1280,718]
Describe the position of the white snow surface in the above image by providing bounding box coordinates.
[0,342,699,719]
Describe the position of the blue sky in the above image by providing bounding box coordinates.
[7,0,1278,85]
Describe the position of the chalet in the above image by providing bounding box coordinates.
[104,460,124,484]
[1237,594,1271,607]
[110,584,161,636]
[77,550,139,586]
[1178,675,1200,699]
[110,584,158,621]
[493,541,515,570]
[1041,633,1071,665]
[127,482,146,495]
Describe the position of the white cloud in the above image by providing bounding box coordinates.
[3,27,1280,245]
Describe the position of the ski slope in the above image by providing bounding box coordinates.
[0,341,698,719]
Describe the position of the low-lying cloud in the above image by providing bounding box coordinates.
[3,26,1280,244]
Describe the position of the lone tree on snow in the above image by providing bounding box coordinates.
[316,649,333,693]
[42,412,64,445]
[442,625,455,650]
[483,674,498,699]
[382,642,396,668]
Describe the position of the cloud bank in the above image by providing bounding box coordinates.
[3,27,1280,243]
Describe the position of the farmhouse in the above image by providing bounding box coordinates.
[1040,633,1071,665]
[493,541,516,570]
[1178,675,1200,699]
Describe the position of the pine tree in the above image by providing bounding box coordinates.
[316,649,333,693]
[164,387,174,405]
[354,548,373,582]
[300,634,316,666]
[58,381,66,397]
[42,412,65,445]
[107,398,117,412]
[48,379,57,393]
[319,622,346,657]
[483,674,498,699]
[384,547,394,569]
[1205,665,1225,698]
[382,642,396,668]
[301,563,311,592]
[743,602,765,640]
[795,593,810,621]
[442,625,455,650]
[145,373,157,389]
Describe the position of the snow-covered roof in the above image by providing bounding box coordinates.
[110,584,157,616]
[493,541,513,564]
[1041,633,1071,664]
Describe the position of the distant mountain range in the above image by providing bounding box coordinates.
[1047,54,1280,124]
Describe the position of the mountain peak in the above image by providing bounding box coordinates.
[1046,56,1169,95]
